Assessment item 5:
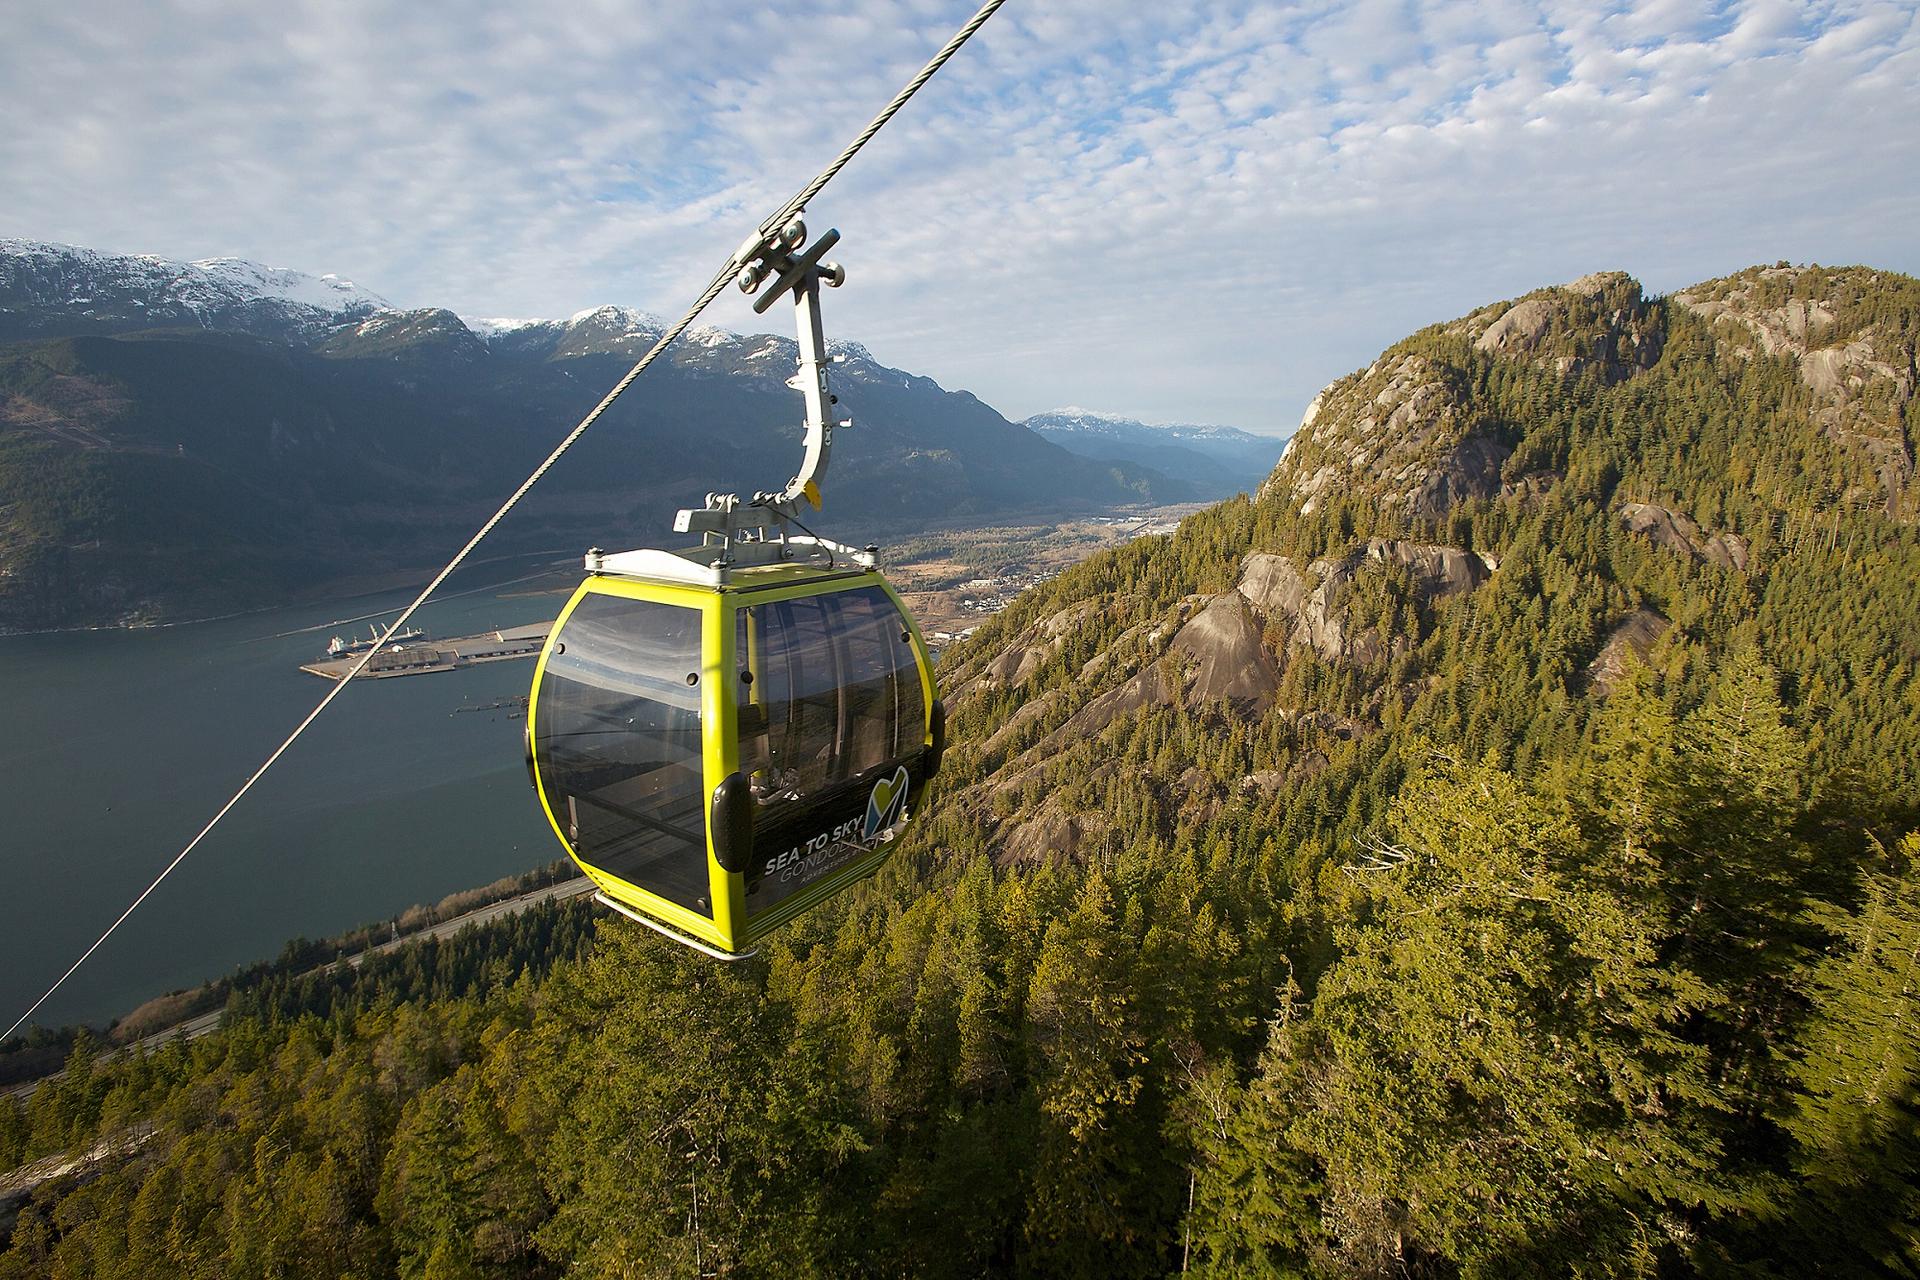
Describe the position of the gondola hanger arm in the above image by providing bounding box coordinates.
[660,218,857,568]
[744,221,847,512]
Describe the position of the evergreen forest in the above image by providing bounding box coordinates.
[3,264,1918,1277]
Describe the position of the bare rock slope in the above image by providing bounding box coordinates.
[1265,271,1663,519]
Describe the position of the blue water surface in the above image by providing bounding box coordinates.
[0,555,574,1031]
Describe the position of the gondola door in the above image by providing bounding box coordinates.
[529,579,743,952]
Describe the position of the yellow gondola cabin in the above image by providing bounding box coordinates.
[528,559,942,958]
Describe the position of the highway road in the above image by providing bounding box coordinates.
[6,874,597,1099]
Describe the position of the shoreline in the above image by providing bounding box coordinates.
[0,500,1206,640]
[2,861,589,1090]
[0,548,581,640]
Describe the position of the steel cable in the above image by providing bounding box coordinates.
[760,0,1007,240]
[4,0,1008,1042]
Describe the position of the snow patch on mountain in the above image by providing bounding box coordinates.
[187,255,387,313]
[1027,407,1274,444]
[566,304,666,334]
[1,240,928,397]
[463,307,867,369]
[0,238,388,319]
[464,316,558,338]
[344,311,409,336]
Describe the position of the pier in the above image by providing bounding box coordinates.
[299,622,551,680]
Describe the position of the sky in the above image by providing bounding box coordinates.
[3,0,1917,433]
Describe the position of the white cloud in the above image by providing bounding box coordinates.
[1,0,1915,431]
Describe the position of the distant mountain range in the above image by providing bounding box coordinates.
[0,240,1217,631]
[1022,407,1285,493]
[0,238,389,345]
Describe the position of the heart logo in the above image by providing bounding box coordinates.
[864,765,910,841]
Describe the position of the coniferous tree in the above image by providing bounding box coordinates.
[1770,834,1920,1275]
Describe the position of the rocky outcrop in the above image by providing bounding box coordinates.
[1264,354,1509,520]
[1233,540,1492,666]
[1674,266,1916,512]
[1405,431,1512,521]
[980,688,1064,759]
[1237,553,1309,617]
[1263,272,1676,521]
[1240,769,1289,795]
[1360,539,1495,596]
[1500,471,1557,505]
[1619,502,1751,571]
[1034,664,1169,754]
[1169,592,1281,708]
[997,798,1101,866]
[1472,297,1557,358]
[1586,607,1670,694]
[1458,271,1664,383]
[1079,620,1151,682]
[1675,271,1844,359]
[960,599,1104,695]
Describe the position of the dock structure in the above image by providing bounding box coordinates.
[300,622,551,681]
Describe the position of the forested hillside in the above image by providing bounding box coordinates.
[5,263,1918,1277]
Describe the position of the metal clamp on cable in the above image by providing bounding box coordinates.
[635,218,859,578]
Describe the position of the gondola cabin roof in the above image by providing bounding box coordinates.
[586,541,880,592]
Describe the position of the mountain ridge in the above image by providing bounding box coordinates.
[0,240,1197,631]
[1023,407,1285,496]
[0,238,389,346]
[943,260,1918,865]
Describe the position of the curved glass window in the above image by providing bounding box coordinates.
[536,595,710,915]
[735,586,925,926]
[737,587,924,808]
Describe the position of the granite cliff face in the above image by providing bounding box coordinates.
[1266,353,1503,521]
[1458,270,1665,382]
[944,528,1502,864]
[1619,502,1750,571]
[1264,272,1665,521]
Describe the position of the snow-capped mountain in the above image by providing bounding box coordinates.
[1023,407,1286,495]
[0,239,388,343]
[177,254,387,314]
[1,240,936,386]
[0,237,1204,631]
[1026,406,1276,447]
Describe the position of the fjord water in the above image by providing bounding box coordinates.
[0,559,571,1032]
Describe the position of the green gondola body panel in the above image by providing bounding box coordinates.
[527,562,939,956]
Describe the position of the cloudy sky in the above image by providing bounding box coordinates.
[4,0,1916,431]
